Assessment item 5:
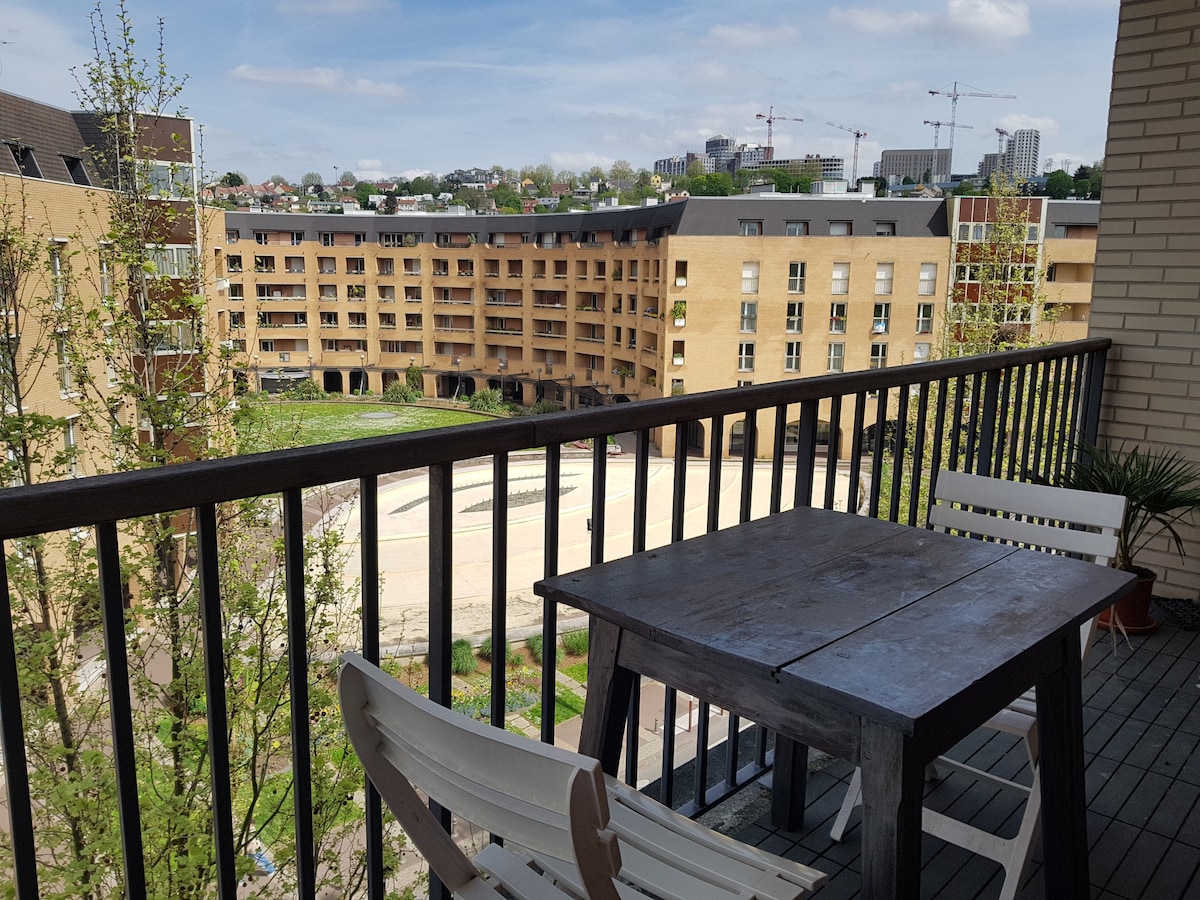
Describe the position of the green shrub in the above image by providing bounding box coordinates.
[382,380,421,403]
[561,628,589,657]
[526,634,564,668]
[478,637,520,666]
[285,379,325,400]
[405,363,423,391]
[450,638,477,675]
[467,388,505,413]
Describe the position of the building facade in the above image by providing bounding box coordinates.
[222,194,1097,456]
[873,149,949,185]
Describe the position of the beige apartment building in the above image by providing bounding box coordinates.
[221,194,1098,455]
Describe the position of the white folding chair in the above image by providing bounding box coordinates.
[829,469,1126,900]
[340,651,827,899]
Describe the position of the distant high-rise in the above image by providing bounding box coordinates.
[873,149,950,185]
[1008,129,1041,179]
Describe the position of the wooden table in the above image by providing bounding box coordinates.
[534,507,1136,900]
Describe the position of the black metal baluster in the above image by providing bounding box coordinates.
[0,546,40,900]
[359,477,385,900]
[492,455,509,729]
[197,504,237,900]
[283,490,316,900]
[97,521,147,900]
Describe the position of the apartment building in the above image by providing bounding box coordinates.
[1,89,214,482]
[223,194,1097,456]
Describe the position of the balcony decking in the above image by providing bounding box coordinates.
[716,620,1200,899]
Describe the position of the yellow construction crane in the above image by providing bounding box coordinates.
[826,122,868,184]
[755,106,803,159]
[928,81,1016,179]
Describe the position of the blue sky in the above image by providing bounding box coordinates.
[1,0,1120,185]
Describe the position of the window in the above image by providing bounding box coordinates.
[346,258,365,275]
[226,229,240,243]
[788,261,806,293]
[741,261,760,294]
[875,222,896,236]
[870,343,888,370]
[354,233,366,246]
[739,220,762,236]
[786,301,803,333]
[56,335,72,394]
[321,312,338,327]
[49,243,65,308]
[383,340,403,353]
[254,255,275,273]
[320,232,334,246]
[1027,225,1039,242]
[229,311,245,327]
[785,221,808,236]
[63,156,90,186]
[830,302,847,333]
[831,262,849,295]
[226,255,242,274]
[873,302,891,334]
[285,256,305,273]
[737,341,755,372]
[784,341,802,372]
[149,245,196,279]
[737,379,754,387]
[916,303,934,334]
[255,232,269,245]
[145,161,193,198]
[151,320,198,353]
[259,340,275,352]
[291,231,305,245]
[318,257,335,274]
[740,302,758,333]
[919,262,937,295]
[229,284,244,301]
[829,221,852,236]
[957,223,969,241]
[349,312,367,328]
[827,343,844,373]
[7,143,43,178]
[875,263,893,295]
[913,342,931,362]
[63,418,77,477]
[347,284,366,299]
[378,258,394,276]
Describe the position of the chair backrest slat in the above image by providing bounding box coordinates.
[339,652,622,899]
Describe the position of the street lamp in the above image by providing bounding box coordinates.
[452,356,462,400]
[536,366,543,403]
[252,354,260,393]
[498,359,507,401]
[358,352,366,395]
[307,354,314,385]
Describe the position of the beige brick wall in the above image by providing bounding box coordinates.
[1091,0,1200,595]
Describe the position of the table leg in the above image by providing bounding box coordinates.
[578,617,636,775]
[1036,632,1090,899]
[859,722,923,899]
[771,736,809,831]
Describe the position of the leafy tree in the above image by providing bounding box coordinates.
[608,159,633,187]
[0,5,384,898]
[379,191,397,215]
[554,169,578,188]
[353,180,374,209]
[338,170,356,185]
[268,174,289,185]
[300,171,324,190]
[408,175,439,196]
[1045,169,1072,199]
[219,171,246,187]
[902,175,915,185]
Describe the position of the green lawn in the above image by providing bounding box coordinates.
[236,400,490,454]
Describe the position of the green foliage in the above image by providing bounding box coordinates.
[561,629,589,657]
[382,379,421,403]
[478,637,521,666]
[1045,170,1073,200]
[467,388,505,413]
[285,378,325,400]
[526,634,564,667]
[219,171,246,187]
[450,638,478,676]
[405,363,423,392]
[527,685,586,728]
[1059,443,1200,571]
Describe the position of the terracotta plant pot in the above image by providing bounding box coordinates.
[1098,565,1159,634]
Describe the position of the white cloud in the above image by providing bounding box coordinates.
[947,1,1030,39]
[229,64,404,98]
[275,0,393,13]
[708,23,801,48]
[997,114,1059,136]
[828,7,931,33]
[549,151,615,172]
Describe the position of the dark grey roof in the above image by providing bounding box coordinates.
[0,90,98,185]
[225,195,956,241]
[1046,200,1100,226]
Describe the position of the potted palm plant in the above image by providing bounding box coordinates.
[1060,443,1200,633]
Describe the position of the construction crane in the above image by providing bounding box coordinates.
[826,122,868,183]
[755,106,803,160]
[927,81,1016,180]
[995,128,1013,175]
[923,119,973,184]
